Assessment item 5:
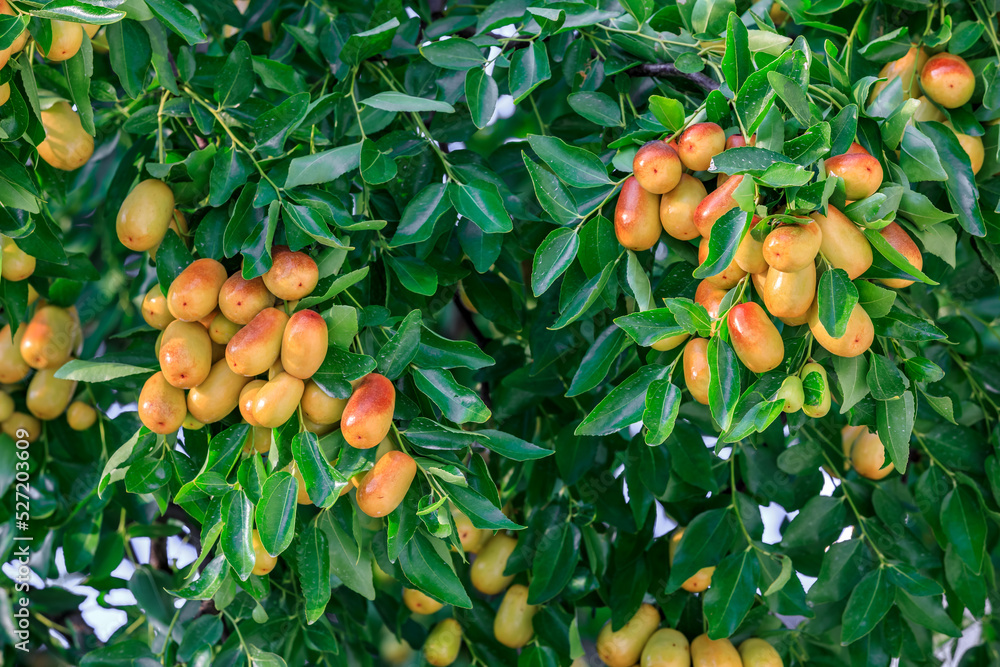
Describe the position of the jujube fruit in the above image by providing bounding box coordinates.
[239,379,266,426]
[761,265,816,319]
[1,236,35,281]
[691,635,741,667]
[641,628,690,667]
[300,380,348,424]
[247,426,271,453]
[186,359,250,424]
[37,101,94,171]
[167,258,227,322]
[669,528,715,593]
[251,529,277,576]
[66,401,97,431]
[762,222,822,273]
[776,376,804,413]
[281,309,328,379]
[20,305,77,370]
[0,83,9,107]
[651,332,690,352]
[698,237,746,289]
[424,619,462,667]
[219,273,276,325]
[808,301,874,358]
[728,303,784,373]
[263,246,319,300]
[633,141,682,194]
[470,533,517,595]
[139,371,187,434]
[40,20,82,61]
[26,368,77,420]
[252,372,304,428]
[2,412,40,440]
[738,638,784,667]
[868,47,927,102]
[825,151,883,200]
[877,222,923,289]
[676,122,726,171]
[159,320,212,389]
[291,463,312,505]
[0,392,13,423]
[800,362,831,418]
[595,603,660,667]
[403,588,444,615]
[683,338,710,405]
[341,372,396,449]
[809,205,872,279]
[453,509,486,553]
[225,307,288,377]
[493,584,539,649]
[851,430,894,480]
[0,0,27,53]
[660,174,707,241]
[693,174,741,237]
[694,280,727,326]
[734,225,768,275]
[116,179,175,252]
[0,325,30,383]
[208,312,241,345]
[142,285,174,330]
[920,52,974,109]
[614,176,661,251]
[355,450,417,517]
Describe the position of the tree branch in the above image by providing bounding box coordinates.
[630,63,720,91]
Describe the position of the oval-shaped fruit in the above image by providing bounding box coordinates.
[453,509,486,554]
[470,534,517,595]
[693,175,742,238]
[21,305,77,370]
[762,222,822,273]
[633,141,682,194]
[738,638,783,667]
[852,431,894,480]
[734,226,767,275]
[762,265,816,319]
[683,338,710,405]
[116,179,175,252]
[0,392,13,423]
[249,426,271,453]
[777,376,804,414]
[615,176,661,251]
[698,237,746,289]
[2,412,41,440]
[26,367,77,420]
[187,359,250,424]
[912,96,946,122]
[809,206,872,279]
[695,280,727,326]
[0,325,29,383]
[669,528,715,592]
[641,628,691,667]
[651,332,690,352]
[208,312,240,345]
[424,619,462,667]
[691,635,741,667]
[800,362,831,418]
[281,309,328,379]
[728,302,784,373]
[253,372,305,428]
[263,246,319,300]
[0,83,9,107]
[239,379,266,426]
[342,373,396,449]
[677,122,726,172]
[167,259,227,322]
[355,450,417,517]
[403,588,444,615]
[226,307,288,377]
[142,285,174,330]
[660,174,708,241]
[825,152,883,200]
[951,126,985,175]
[878,222,923,289]
[40,20,82,61]
[869,47,927,103]
[842,424,865,464]
[921,52,974,109]
[159,320,212,389]
[301,380,348,424]
[596,603,660,667]
[66,401,97,430]
[493,584,539,649]
[219,274,276,325]
[251,529,277,576]
[139,371,187,434]
[808,301,874,358]
[182,413,204,431]
[1,236,34,281]
[37,101,94,171]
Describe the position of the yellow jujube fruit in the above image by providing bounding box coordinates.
[738,638,783,667]
[263,246,319,300]
[0,324,30,383]
[403,588,444,615]
[691,635,741,667]
[251,529,277,576]
[40,20,83,61]
[808,301,874,358]
[809,205,872,280]
[26,367,77,420]
[424,618,462,667]
[186,359,250,424]
[138,371,187,434]
[633,141,682,195]
[142,285,175,330]
[727,302,784,373]
[493,584,539,649]
[355,450,417,518]
[252,372,304,428]
[596,603,661,667]
[659,174,707,241]
[37,101,94,171]
[851,431,895,480]
[676,122,726,172]
[614,176,661,251]
[641,628,691,667]
[669,528,715,593]
[0,392,13,423]
[208,312,241,345]
[1,236,35,281]
[2,412,41,440]
[116,179,175,252]
[470,533,517,595]
[453,508,487,553]
[281,309,328,379]
[159,320,213,389]
[226,307,288,377]
[341,373,396,449]
[219,273,276,325]
[167,258,228,323]
[66,401,97,430]
[300,380,348,424]
[20,305,78,370]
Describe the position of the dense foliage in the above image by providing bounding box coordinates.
[4,0,1000,665]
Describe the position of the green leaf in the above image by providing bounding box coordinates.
[54,359,153,382]
[666,508,735,592]
[643,380,681,445]
[360,91,454,113]
[477,429,553,461]
[862,228,937,285]
[421,38,485,70]
[721,13,750,94]
[768,71,811,126]
[918,121,986,237]
[833,355,870,414]
[254,93,309,158]
[317,509,375,600]
[527,521,580,604]
[292,432,345,508]
[449,182,513,233]
[439,479,521,530]
[209,147,254,207]
[694,208,749,279]
[708,336,740,432]
[222,490,254,581]
[413,367,491,424]
[527,135,611,188]
[567,325,631,397]
[297,520,331,624]
[940,485,987,574]
[215,41,254,107]
[647,95,685,132]
[144,0,207,44]
[465,68,497,129]
[551,260,617,330]
[895,589,961,637]
[398,531,473,608]
[576,365,671,436]
[704,549,760,639]
[296,267,369,310]
[816,268,858,339]
[106,19,152,99]
[841,568,893,644]
[376,310,421,380]
[285,142,362,189]
[390,184,452,247]
[568,92,622,127]
[340,19,399,66]
[808,539,865,604]
[414,328,495,371]
[386,254,438,296]
[899,126,947,182]
[509,41,551,104]
[532,227,579,296]
[34,0,124,23]
[255,472,297,557]
[524,153,579,225]
[360,138,398,185]
[876,391,914,474]
[866,354,907,401]
[170,555,228,600]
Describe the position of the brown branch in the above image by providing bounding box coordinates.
[629,63,720,91]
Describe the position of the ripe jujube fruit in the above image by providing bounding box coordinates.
[167,258,227,322]
[693,174,742,237]
[208,312,241,345]
[139,371,187,434]
[868,47,927,102]
[728,302,784,373]
[695,280,727,328]
[641,629,690,667]
[40,20,82,61]
[66,401,97,431]
[800,362,831,418]
[614,176,661,251]
[239,379,266,426]
[825,151,883,200]
[659,174,707,241]
[920,52,975,109]
[225,307,288,377]
[2,412,40,440]
[633,141,682,194]
[0,325,30,383]
[251,529,277,576]
[424,619,462,667]
[453,508,486,553]
[595,603,660,667]
[809,205,872,279]
[669,527,715,592]
[683,338,710,405]
[281,309,328,379]
[851,431,894,480]
[1,236,35,281]
[20,305,78,370]
[734,225,767,275]
[878,222,923,289]
[403,588,444,615]
[762,222,822,273]
[37,101,93,171]
[341,373,396,449]
[691,635,742,667]
[676,122,726,171]
[493,585,539,649]
[219,273,276,325]
[252,372,304,428]
[0,0,27,53]
[651,332,690,352]
[698,237,746,289]
[470,534,517,595]
[159,320,212,389]
[186,359,250,424]
[26,368,76,420]
[142,285,174,330]
[355,450,417,517]
[738,638,784,667]
[263,246,319,300]
[291,463,312,505]
[116,179,175,252]
[300,380,348,424]
[808,301,874,358]
[0,392,13,423]
[762,265,815,319]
